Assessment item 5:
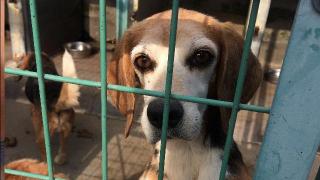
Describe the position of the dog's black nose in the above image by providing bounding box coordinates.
[147,98,184,129]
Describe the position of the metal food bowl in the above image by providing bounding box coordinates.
[65,41,92,59]
[264,68,281,84]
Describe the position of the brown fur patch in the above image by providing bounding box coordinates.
[5,158,67,180]
[107,25,145,137]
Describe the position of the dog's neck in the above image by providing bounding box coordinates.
[154,134,225,180]
[141,103,245,179]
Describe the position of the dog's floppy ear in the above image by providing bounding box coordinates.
[15,53,35,81]
[213,22,262,132]
[18,53,34,70]
[107,31,141,138]
[17,52,51,72]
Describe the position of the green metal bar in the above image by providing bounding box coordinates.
[254,0,320,178]
[5,68,270,113]
[29,0,54,179]
[4,169,65,180]
[219,0,260,179]
[108,85,270,113]
[99,0,108,179]
[116,0,129,39]
[5,68,101,87]
[239,103,269,113]
[108,84,163,97]
[171,94,270,113]
[158,1,179,179]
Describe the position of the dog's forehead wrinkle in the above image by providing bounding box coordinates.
[135,19,217,46]
[131,22,219,61]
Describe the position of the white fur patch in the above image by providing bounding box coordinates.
[155,139,223,180]
[56,50,80,110]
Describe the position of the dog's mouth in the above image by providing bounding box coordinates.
[145,129,175,144]
[145,123,197,144]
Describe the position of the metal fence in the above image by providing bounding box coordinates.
[2,0,320,179]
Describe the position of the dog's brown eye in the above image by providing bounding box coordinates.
[186,49,214,70]
[134,54,155,73]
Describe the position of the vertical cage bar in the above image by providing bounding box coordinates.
[0,0,6,178]
[99,0,108,179]
[219,0,260,179]
[158,0,180,179]
[29,0,54,179]
[255,0,320,178]
[116,0,128,39]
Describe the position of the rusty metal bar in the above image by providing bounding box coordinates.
[1,0,6,179]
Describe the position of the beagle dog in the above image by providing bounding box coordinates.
[18,50,80,165]
[107,9,262,180]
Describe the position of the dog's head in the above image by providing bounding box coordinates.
[108,9,262,144]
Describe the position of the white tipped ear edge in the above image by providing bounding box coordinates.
[55,49,80,110]
[62,49,77,78]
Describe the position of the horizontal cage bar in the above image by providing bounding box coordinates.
[5,68,270,113]
[5,169,65,180]
[5,68,101,87]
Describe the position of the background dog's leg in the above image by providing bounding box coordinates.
[54,109,74,165]
[32,106,57,162]
[31,105,46,161]
[36,129,46,161]
[54,131,67,165]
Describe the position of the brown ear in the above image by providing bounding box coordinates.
[107,32,140,138]
[15,53,34,81]
[17,52,51,71]
[18,53,33,70]
[214,22,263,132]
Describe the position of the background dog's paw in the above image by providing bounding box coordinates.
[54,153,67,165]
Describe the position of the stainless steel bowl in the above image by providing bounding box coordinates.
[65,41,92,59]
[264,68,281,84]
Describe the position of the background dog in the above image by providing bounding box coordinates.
[18,50,80,165]
[5,158,67,180]
[107,8,262,180]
